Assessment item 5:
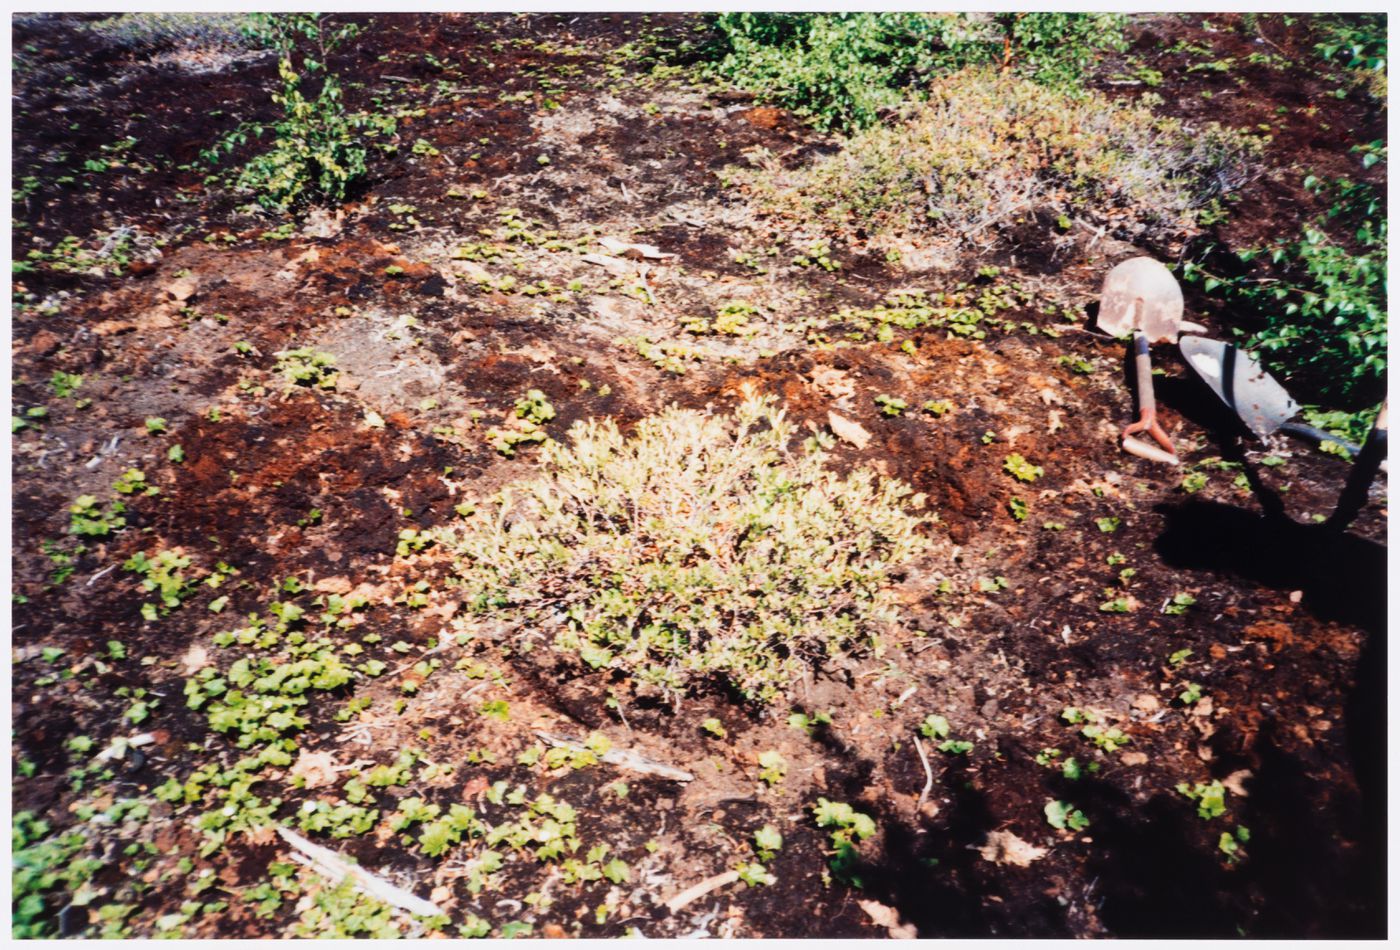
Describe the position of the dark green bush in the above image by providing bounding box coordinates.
[1184,176,1386,406]
[705,12,1127,132]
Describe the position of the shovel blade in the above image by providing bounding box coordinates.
[1179,335,1298,439]
[1097,257,1185,343]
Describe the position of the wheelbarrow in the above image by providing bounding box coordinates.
[1178,334,1388,529]
[1096,257,1204,465]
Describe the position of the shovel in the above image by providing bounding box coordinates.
[1178,335,1382,463]
[1180,335,1388,527]
[1097,258,1204,465]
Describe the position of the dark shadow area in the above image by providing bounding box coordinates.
[1233,720,1385,937]
[858,763,1072,938]
[1153,499,1386,635]
[1071,777,1239,936]
[1153,498,1386,935]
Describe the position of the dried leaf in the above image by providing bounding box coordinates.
[810,366,855,400]
[978,830,1048,868]
[857,899,918,938]
[828,411,871,450]
[289,750,340,790]
[179,644,210,677]
[580,253,636,276]
[598,236,675,260]
[1222,769,1252,797]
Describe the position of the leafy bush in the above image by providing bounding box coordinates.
[705,12,1126,132]
[727,67,1260,253]
[77,12,254,52]
[208,14,394,211]
[440,393,929,705]
[1184,177,1386,404]
[1313,14,1387,99]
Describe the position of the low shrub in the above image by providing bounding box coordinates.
[704,12,1127,132]
[726,67,1261,253]
[204,14,395,212]
[440,393,929,705]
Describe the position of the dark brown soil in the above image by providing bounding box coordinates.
[10,12,1386,940]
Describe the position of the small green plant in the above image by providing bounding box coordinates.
[70,494,127,537]
[1061,707,1131,751]
[813,797,876,886]
[922,399,953,416]
[754,824,783,861]
[1177,779,1227,819]
[875,394,908,417]
[788,710,832,735]
[1003,453,1043,483]
[514,389,556,425]
[1218,825,1251,863]
[124,548,197,618]
[49,371,83,398]
[918,713,972,753]
[113,468,158,496]
[1178,682,1204,705]
[1180,471,1209,493]
[757,750,788,786]
[701,717,727,739]
[1045,799,1090,831]
[1094,517,1120,533]
[1164,592,1196,616]
[276,348,339,389]
[1008,497,1029,521]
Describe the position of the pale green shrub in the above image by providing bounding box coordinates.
[729,67,1261,252]
[440,394,929,705]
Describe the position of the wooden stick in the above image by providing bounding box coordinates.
[534,730,694,782]
[664,870,741,914]
[913,734,934,809]
[276,826,443,919]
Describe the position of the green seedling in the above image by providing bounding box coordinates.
[1164,592,1196,615]
[875,394,907,417]
[788,710,832,735]
[1168,648,1194,667]
[1004,453,1044,482]
[276,348,338,389]
[813,797,875,887]
[1045,799,1090,831]
[1177,779,1227,819]
[757,750,787,786]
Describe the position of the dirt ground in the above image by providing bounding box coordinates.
[9,13,1387,938]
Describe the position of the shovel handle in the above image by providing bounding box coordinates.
[1121,331,1178,464]
[1276,421,1363,458]
[1132,332,1154,415]
[1122,434,1181,465]
[1327,402,1388,530]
